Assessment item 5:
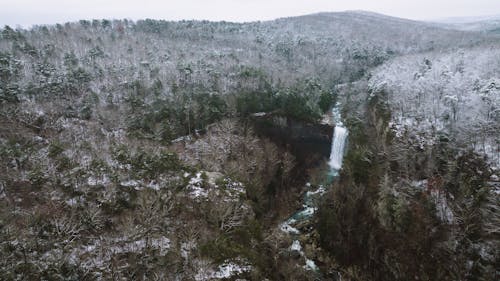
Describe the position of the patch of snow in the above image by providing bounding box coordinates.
[213,262,251,279]
[190,173,203,185]
[181,240,197,260]
[172,135,192,143]
[33,135,47,144]
[411,179,428,190]
[118,163,132,170]
[290,240,302,252]
[120,179,140,188]
[304,259,319,271]
[146,180,160,190]
[252,112,266,117]
[320,113,335,126]
[186,172,246,201]
[71,236,171,270]
[65,197,80,206]
[189,186,208,198]
[87,175,110,187]
[195,260,252,281]
[188,172,208,198]
[222,178,246,194]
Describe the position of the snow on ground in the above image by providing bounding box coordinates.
[117,178,165,191]
[304,259,319,271]
[185,171,246,200]
[65,196,84,206]
[213,262,252,279]
[171,135,192,143]
[49,236,173,271]
[411,179,428,190]
[120,179,139,188]
[87,175,111,187]
[252,112,267,117]
[186,172,208,198]
[181,240,197,260]
[221,177,246,195]
[195,259,252,281]
[290,240,302,252]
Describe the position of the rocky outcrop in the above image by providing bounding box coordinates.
[250,114,334,168]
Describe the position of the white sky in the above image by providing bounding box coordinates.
[1,0,499,27]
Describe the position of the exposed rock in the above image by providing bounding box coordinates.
[251,115,334,167]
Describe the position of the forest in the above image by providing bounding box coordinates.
[0,11,499,281]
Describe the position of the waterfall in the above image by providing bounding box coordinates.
[329,125,348,170]
[280,105,347,278]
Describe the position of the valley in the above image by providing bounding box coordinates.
[0,11,499,280]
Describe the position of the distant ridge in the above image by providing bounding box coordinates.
[281,10,425,24]
[435,14,500,24]
[430,14,500,32]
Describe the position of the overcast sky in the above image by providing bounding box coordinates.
[1,0,499,27]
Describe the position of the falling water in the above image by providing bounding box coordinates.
[280,104,348,278]
[329,125,348,170]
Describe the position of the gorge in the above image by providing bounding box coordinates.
[0,10,498,281]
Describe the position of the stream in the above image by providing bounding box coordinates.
[279,104,348,279]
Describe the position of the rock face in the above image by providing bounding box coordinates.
[251,115,334,168]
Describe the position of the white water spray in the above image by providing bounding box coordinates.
[280,105,347,278]
[329,125,348,170]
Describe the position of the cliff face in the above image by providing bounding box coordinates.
[251,115,334,168]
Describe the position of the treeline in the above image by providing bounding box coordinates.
[1,17,382,142]
[1,14,493,144]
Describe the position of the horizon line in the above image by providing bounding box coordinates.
[2,9,499,29]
